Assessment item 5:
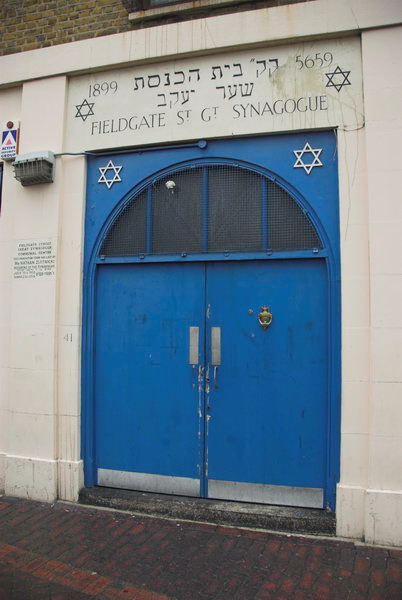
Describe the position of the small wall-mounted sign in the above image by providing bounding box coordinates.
[1,120,19,161]
[13,238,56,280]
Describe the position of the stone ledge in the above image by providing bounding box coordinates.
[79,486,336,535]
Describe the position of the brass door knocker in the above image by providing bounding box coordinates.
[258,306,273,329]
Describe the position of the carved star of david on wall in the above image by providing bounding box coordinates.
[293,143,323,175]
[98,161,123,189]
[325,66,351,93]
[75,98,95,121]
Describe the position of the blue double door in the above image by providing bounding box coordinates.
[95,256,328,508]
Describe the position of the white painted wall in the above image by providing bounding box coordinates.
[334,24,402,547]
[364,26,402,547]
[1,77,68,501]
[336,25,402,547]
[336,124,370,540]
[0,87,22,493]
[0,0,401,544]
[0,78,87,501]
[56,154,86,501]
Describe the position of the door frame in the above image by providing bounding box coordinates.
[82,136,341,510]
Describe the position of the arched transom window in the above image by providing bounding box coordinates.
[100,164,322,257]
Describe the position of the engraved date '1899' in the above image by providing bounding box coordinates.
[88,81,118,97]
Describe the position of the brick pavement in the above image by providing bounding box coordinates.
[0,496,401,599]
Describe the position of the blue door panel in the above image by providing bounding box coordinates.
[206,259,328,489]
[83,132,340,508]
[94,262,205,480]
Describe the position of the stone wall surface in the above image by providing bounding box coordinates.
[0,0,308,56]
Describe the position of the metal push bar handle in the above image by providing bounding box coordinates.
[211,327,221,365]
[189,326,199,365]
[211,327,221,389]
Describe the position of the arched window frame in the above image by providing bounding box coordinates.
[98,159,324,261]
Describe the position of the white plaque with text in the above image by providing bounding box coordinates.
[13,239,56,280]
[66,37,363,151]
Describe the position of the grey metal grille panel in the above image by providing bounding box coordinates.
[100,164,322,256]
[100,189,147,256]
[208,166,262,252]
[267,182,321,251]
[152,169,203,254]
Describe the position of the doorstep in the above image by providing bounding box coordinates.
[79,487,336,535]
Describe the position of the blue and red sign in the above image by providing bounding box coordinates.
[1,121,19,160]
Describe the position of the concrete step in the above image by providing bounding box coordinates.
[79,487,336,536]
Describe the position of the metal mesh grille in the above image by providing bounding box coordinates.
[208,166,262,252]
[100,189,147,256]
[267,182,321,250]
[152,169,203,254]
[100,163,322,257]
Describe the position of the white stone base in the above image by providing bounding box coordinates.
[58,459,84,503]
[336,484,366,540]
[5,455,57,502]
[0,453,5,493]
[365,489,402,547]
[4,455,84,503]
[337,484,402,547]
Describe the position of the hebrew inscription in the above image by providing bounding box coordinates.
[66,38,363,151]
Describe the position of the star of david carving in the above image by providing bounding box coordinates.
[98,160,123,189]
[293,143,323,175]
[75,98,95,122]
[325,66,351,93]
